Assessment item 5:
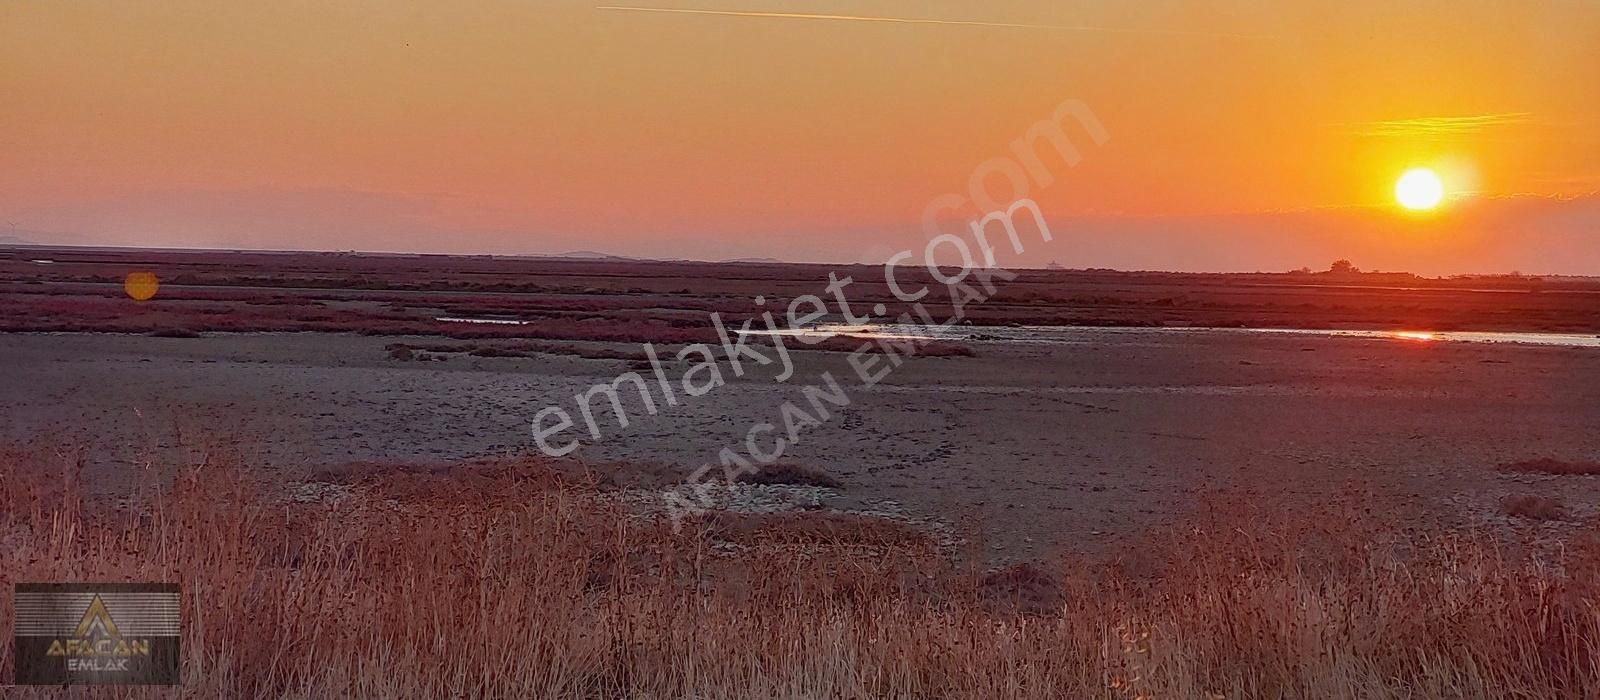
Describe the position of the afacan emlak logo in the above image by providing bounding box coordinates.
[12,583,181,685]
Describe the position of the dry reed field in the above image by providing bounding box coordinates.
[2,448,1598,699]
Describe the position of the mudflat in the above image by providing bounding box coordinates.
[5,328,1598,556]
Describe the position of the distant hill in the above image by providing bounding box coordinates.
[554,250,642,261]
[0,234,36,246]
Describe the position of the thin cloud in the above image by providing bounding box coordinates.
[595,5,1271,40]
[1353,112,1533,138]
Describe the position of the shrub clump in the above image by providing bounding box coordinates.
[466,346,533,358]
[148,328,201,338]
[736,463,843,488]
[1501,493,1569,521]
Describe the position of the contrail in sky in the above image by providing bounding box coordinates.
[595,5,1270,40]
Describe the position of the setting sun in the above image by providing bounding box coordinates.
[1395,168,1445,211]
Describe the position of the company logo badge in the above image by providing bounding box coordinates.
[12,583,180,685]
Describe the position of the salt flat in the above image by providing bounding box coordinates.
[4,329,1599,555]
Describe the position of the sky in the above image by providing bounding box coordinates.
[2,1,1597,274]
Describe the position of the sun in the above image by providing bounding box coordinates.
[1394,168,1444,211]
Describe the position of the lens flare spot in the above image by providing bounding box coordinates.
[123,272,160,301]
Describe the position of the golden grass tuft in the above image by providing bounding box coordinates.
[1,449,1599,697]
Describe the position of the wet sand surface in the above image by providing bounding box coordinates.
[4,330,1600,556]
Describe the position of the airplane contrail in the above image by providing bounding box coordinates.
[595,5,1270,40]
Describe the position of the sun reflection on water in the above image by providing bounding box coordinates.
[1392,331,1438,342]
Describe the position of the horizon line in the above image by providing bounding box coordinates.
[4,241,1591,279]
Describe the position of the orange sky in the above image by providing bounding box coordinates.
[2,1,1597,274]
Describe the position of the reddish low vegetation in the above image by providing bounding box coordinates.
[3,447,1600,697]
[0,289,719,346]
[9,246,1600,345]
[0,288,990,359]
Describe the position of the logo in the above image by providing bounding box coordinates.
[12,583,180,685]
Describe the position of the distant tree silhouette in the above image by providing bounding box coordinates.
[1329,259,1358,274]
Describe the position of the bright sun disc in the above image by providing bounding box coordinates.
[1395,168,1444,211]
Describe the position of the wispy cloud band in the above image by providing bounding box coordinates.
[595,5,1271,40]
[1354,112,1533,138]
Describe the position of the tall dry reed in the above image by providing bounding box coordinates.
[0,450,1596,698]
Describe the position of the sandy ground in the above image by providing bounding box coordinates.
[4,330,1600,557]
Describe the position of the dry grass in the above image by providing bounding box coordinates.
[1501,493,1570,521]
[2,449,1600,698]
[1500,458,1600,476]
